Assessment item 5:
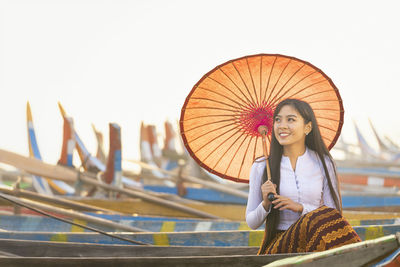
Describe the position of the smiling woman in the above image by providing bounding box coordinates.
[246,99,361,255]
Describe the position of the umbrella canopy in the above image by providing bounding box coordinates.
[180,54,343,183]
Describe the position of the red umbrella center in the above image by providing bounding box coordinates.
[238,102,274,137]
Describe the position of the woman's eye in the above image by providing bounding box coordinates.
[288,118,295,122]
[274,118,280,122]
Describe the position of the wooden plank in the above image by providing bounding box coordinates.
[373,247,400,266]
[0,214,249,232]
[0,185,122,215]
[266,234,400,267]
[0,149,220,219]
[0,224,397,246]
[0,238,259,257]
[0,193,144,232]
[0,254,302,267]
[1,213,397,233]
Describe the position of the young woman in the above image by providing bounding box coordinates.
[246,99,361,255]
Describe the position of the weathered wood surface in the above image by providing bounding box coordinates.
[0,238,259,257]
[265,234,400,267]
[0,254,302,267]
[373,247,400,266]
[0,149,220,219]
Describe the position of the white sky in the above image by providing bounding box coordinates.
[1,0,400,165]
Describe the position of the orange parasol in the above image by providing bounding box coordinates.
[180,54,343,183]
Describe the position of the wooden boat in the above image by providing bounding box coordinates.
[0,234,398,266]
[0,223,398,246]
[0,148,222,219]
[91,124,107,165]
[27,102,75,196]
[373,246,400,266]
[0,238,296,267]
[265,233,400,267]
[143,183,400,209]
[76,197,400,221]
[0,213,396,233]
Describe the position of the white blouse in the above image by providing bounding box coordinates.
[245,148,339,230]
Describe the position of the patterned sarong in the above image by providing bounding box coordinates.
[258,206,361,255]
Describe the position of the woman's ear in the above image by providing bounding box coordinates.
[305,122,312,135]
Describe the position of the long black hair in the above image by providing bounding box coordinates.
[260,98,342,250]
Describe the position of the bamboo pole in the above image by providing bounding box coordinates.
[0,149,220,219]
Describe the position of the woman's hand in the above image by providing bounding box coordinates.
[272,195,303,213]
[261,180,277,210]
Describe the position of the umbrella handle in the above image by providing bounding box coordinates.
[258,126,276,202]
[258,126,272,181]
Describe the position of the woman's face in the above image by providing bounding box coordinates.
[273,105,311,148]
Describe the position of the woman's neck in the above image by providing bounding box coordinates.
[283,144,306,158]
[283,144,307,171]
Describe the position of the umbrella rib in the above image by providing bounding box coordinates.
[237,135,254,179]
[190,123,237,148]
[185,118,238,133]
[218,68,256,108]
[313,108,342,112]
[197,86,254,113]
[318,124,337,133]
[189,97,244,111]
[213,132,248,170]
[263,56,277,104]
[279,79,327,102]
[265,58,292,105]
[197,128,242,159]
[205,77,251,107]
[322,136,331,144]
[268,63,306,106]
[246,57,259,107]
[231,62,257,107]
[269,70,318,107]
[183,114,239,122]
[307,99,339,105]
[297,88,336,101]
[315,116,341,122]
[185,106,239,114]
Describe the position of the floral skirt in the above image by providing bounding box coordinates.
[258,206,361,255]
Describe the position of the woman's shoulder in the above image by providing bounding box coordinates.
[253,156,266,164]
[250,156,266,181]
[252,156,266,169]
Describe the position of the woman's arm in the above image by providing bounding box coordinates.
[246,161,270,229]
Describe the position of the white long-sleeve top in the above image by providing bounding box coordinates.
[245,148,339,230]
